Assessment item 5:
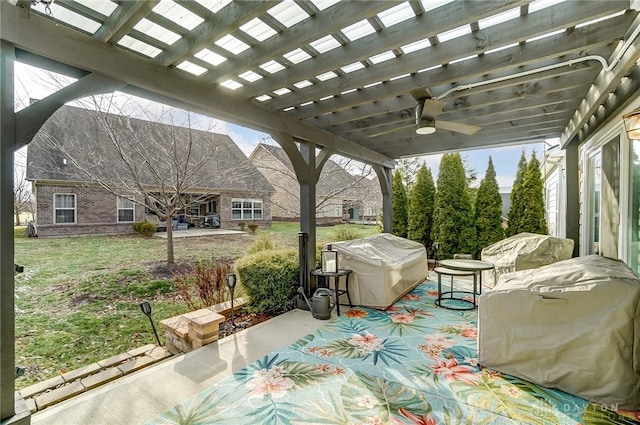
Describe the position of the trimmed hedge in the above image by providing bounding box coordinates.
[235,249,299,315]
[332,227,361,241]
[133,221,156,236]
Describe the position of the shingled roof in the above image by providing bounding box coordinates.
[27,105,274,194]
[251,143,375,198]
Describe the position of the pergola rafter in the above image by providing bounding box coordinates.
[2,2,640,422]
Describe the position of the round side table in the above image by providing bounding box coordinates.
[434,266,477,310]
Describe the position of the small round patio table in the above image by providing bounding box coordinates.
[434,266,477,310]
[438,259,495,296]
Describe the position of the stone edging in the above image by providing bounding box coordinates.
[18,297,246,414]
[19,344,172,413]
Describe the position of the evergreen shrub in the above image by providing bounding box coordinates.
[133,222,156,236]
[332,227,361,241]
[235,249,299,315]
[246,235,276,255]
[392,170,409,237]
[408,165,435,251]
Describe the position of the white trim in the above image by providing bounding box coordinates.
[545,168,560,237]
[231,198,263,220]
[619,127,630,263]
[53,193,76,224]
[578,104,633,260]
[117,196,135,223]
[558,162,566,238]
[583,149,602,255]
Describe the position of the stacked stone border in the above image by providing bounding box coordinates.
[160,298,247,355]
[19,344,172,413]
[18,297,246,414]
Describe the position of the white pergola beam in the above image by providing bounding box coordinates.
[0,2,393,167]
[205,1,396,85]
[155,1,272,67]
[264,0,627,110]
[333,68,597,135]
[243,0,529,98]
[294,17,630,122]
[93,1,158,44]
[561,15,640,146]
[15,73,126,149]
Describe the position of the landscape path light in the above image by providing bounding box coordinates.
[226,273,237,328]
[140,301,162,346]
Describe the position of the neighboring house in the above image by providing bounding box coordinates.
[499,188,511,220]
[499,187,511,228]
[541,149,566,239]
[26,106,274,237]
[250,143,382,222]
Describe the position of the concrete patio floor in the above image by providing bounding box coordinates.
[31,309,328,425]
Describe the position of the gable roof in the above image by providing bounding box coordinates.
[27,105,274,194]
[250,143,378,199]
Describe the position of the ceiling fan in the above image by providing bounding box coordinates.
[412,90,481,136]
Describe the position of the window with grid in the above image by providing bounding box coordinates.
[54,193,76,224]
[231,199,263,220]
[117,197,135,223]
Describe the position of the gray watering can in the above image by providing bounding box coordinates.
[297,287,336,320]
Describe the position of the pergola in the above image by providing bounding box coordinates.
[1,1,639,422]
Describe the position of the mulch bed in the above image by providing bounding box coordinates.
[218,312,277,339]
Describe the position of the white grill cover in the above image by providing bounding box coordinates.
[480,233,574,287]
[329,233,427,309]
[478,255,640,409]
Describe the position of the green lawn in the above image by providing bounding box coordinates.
[13,222,378,388]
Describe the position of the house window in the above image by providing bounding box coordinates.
[231,198,262,220]
[54,193,76,224]
[117,197,135,223]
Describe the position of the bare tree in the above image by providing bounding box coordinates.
[396,157,423,191]
[13,170,33,225]
[35,95,232,264]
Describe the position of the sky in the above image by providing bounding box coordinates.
[14,62,548,190]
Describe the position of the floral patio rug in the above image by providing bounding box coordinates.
[147,281,640,425]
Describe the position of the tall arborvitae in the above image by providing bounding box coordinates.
[391,170,409,237]
[507,151,528,236]
[408,164,435,252]
[520,153,548,234]
[431,153,476,259]
[474,157,504,257]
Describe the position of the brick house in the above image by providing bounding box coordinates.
[249,143,381,222]
[26,106,274,237]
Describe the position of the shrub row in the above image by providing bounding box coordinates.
[173,230,359,316]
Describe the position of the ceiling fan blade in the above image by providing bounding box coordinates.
[421,98,447,119]
[410,88,430,100]
[436,120,482,135]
